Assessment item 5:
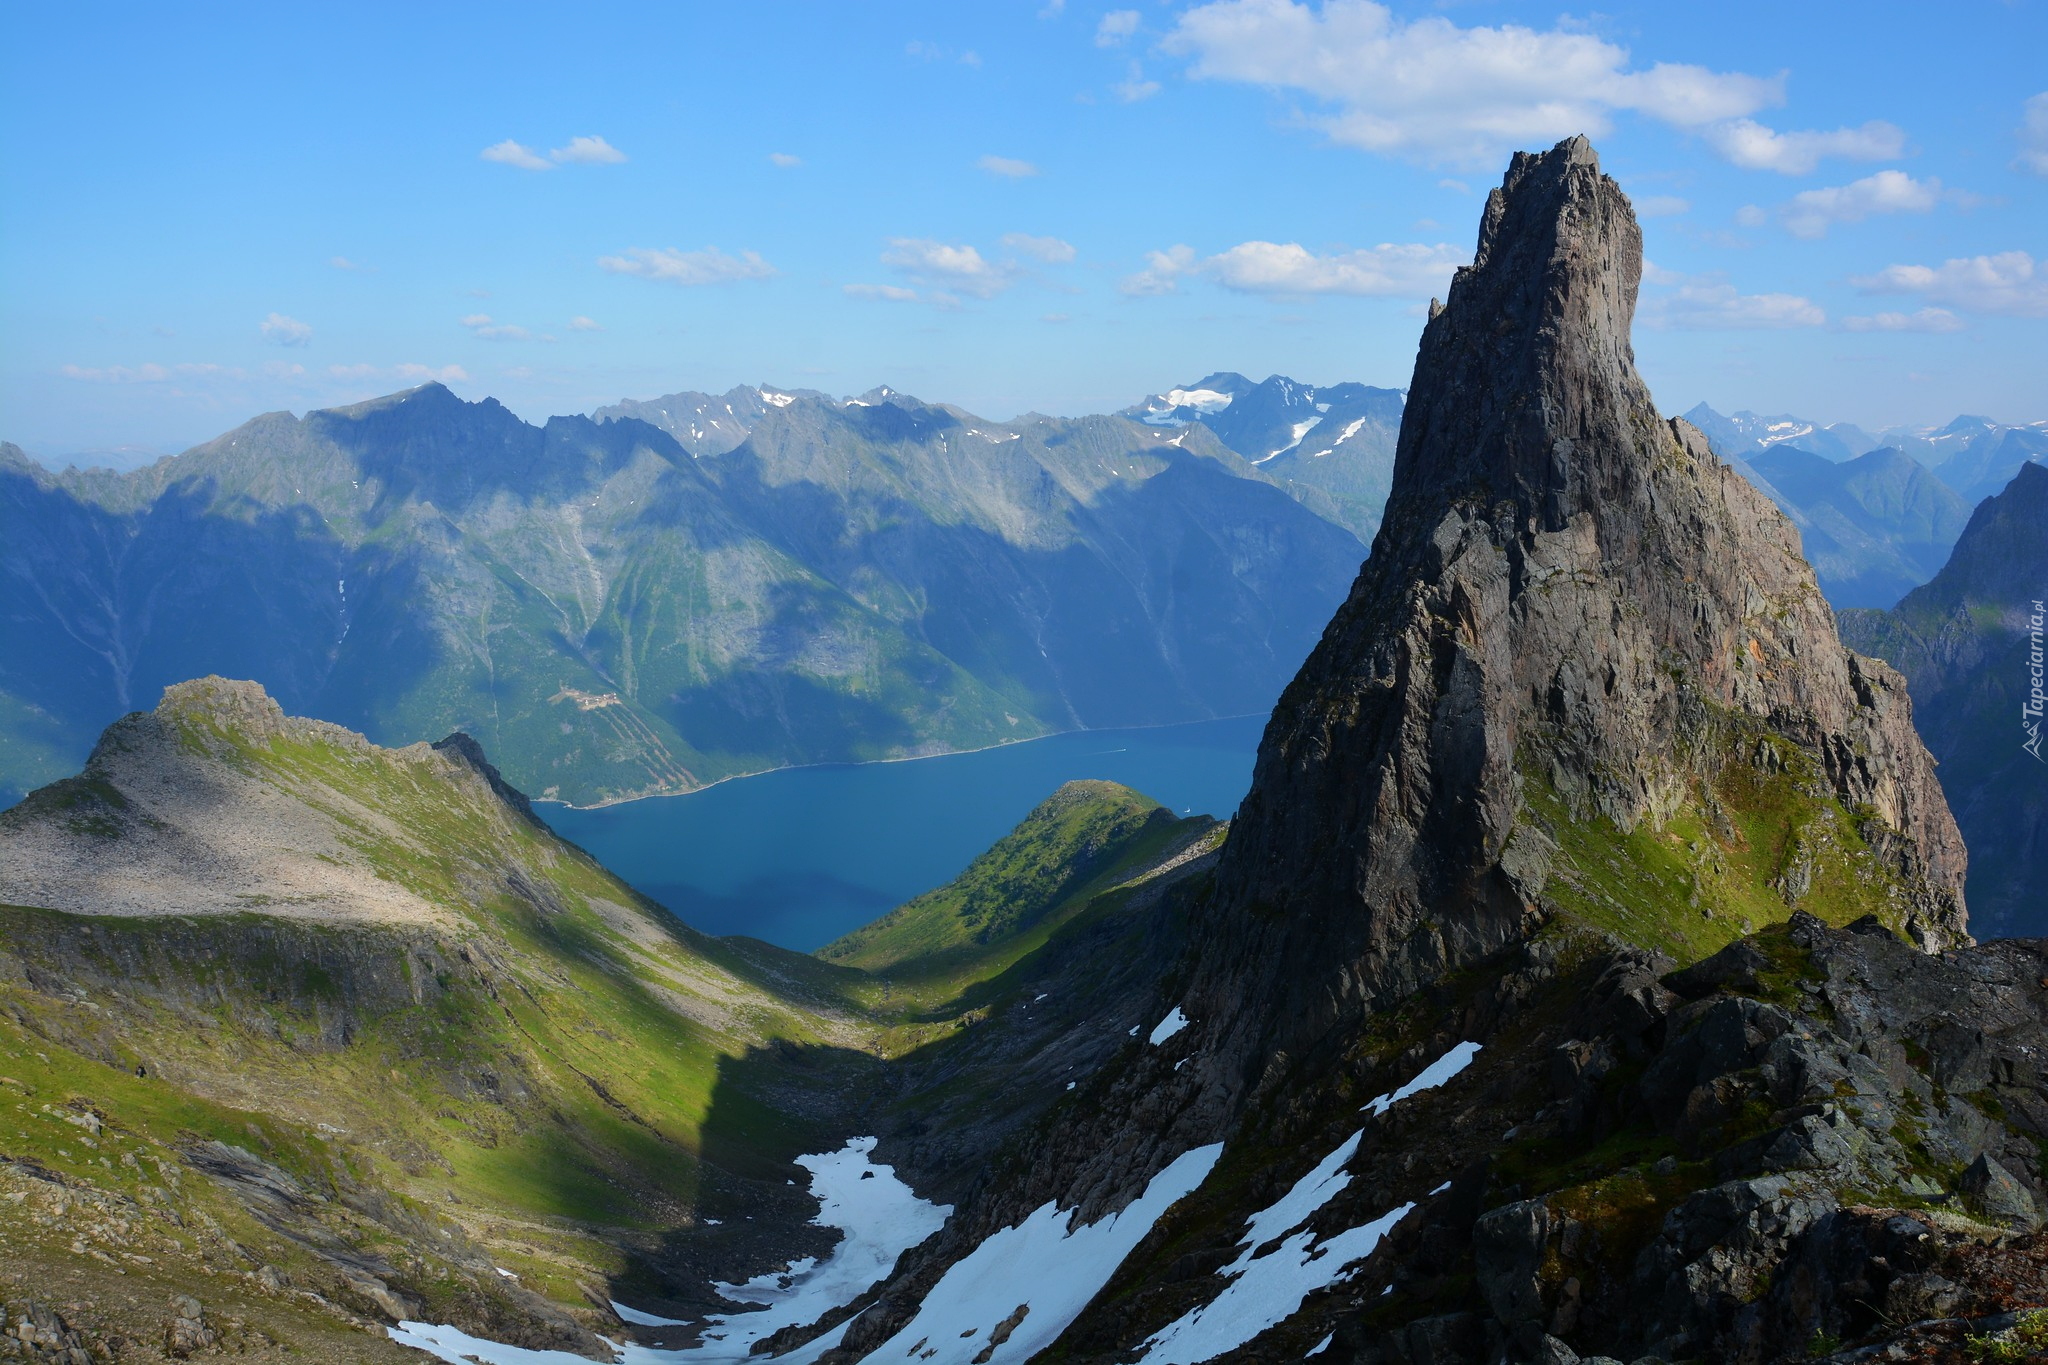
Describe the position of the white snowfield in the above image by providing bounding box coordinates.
[1149,1004,1190,1045]
[390,1044,1484,1365]
[861,1143,1226,1365]
[390,1135,949,1365]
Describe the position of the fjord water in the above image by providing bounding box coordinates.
[539,715,1264,950]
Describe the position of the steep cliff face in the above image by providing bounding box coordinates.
[827,136,1978,1365]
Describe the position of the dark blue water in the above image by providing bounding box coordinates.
[538,715,1266,951]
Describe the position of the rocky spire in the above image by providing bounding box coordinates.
[1191,134,1967,1075]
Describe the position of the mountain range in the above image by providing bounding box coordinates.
[1124,373,1405,543]
[1684,402,2046,609]
[0,387,1363,808]
[4,137,2048,1365]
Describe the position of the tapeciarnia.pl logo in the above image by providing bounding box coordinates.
[2027,599,2045,762]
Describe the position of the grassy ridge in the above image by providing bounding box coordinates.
[819,780,1190,976]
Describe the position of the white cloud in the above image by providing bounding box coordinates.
[568,315,603,331]
[1733,204,1768,228]
[549,135,626,165]
[1001,232,1078,263]
[959,50,982,68]
[769,152,802,168]
[1121,245,1200,296]
[597,246,778,285]
[979,154,1040,178]
[844,283,919,302]
[395,363,469,383]
[261,313,313,347]
[483,136,626,170]
[1779,170,1941,239]
[1701,118,1905,175]
[330,256,365,270]
[60,362,227,383]
[1121,239,1462,297]
[1209,240,1464,295]
[1160,0,1779,167]
[1437,178,1468,194]
[481,139,552,171]
[2017,93,2048,175]
[327,363,469,384]
[1114,61,1161,103]
[1039,0,1065,15]
[1097,10,1141,46]
[1840,308,1965,334]
[260,360,306,378]
[1853,251,2048,318]
[1641,276,1825,330]
[461,313,531,341]
[1634,195,1690,218]
[1041,312,1072,323]
[883,239,1014,298]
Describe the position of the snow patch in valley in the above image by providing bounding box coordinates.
[613,1302,689,1327]
[390,1136,946,1364]
[1137,1127,1414,1365]
[1149,1005,1190,1045]
[1362,1040,1481,1115]
[1119,1044,1481,1363]
[863,1143,1226,1365]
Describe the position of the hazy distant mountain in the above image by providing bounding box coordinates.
[1840,461,2048,936]
[1921,423,2048,504]
[1742,444,1974,608]
[1681,402,1880,463]
[1687,402,2048,506]
[1684,401,2043,608]
[1127,372,1404,540]
[592,383,828,456]
[1,384,1365,807]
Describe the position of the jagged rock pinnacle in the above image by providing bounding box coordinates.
[1191,135,1967,1073]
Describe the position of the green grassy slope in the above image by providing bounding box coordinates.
[0,679,880,1350]
[1523,716,1929,965]
[817,780,1207,977]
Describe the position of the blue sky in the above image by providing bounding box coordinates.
[3,1,2044,458]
